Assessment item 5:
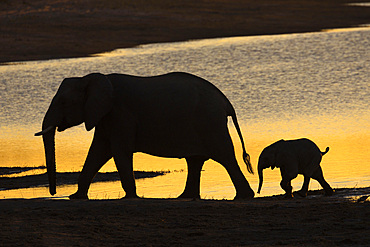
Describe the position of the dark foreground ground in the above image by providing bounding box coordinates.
[1,167,369,246]
[0,188,369,246]
[1,0,370,63]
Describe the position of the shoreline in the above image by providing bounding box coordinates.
[2,25,370,66]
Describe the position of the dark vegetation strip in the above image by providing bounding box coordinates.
[0,170,166,190]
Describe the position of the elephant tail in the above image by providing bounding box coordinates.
[230,110,254,174]
[321,147,329,156]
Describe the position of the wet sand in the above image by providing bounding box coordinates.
[1,0,369,63]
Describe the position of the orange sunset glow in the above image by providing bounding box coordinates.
[0,1,369,246]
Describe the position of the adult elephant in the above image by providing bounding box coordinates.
[35,72,255,200]
[257,138,333,198]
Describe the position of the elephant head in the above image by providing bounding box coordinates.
[257,140,283,194]
[35,73,113,195]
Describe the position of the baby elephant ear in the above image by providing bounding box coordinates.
[83,73,113,131]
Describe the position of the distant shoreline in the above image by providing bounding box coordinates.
[1,0,369,64]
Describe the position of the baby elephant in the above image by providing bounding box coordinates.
[257,138,333,198]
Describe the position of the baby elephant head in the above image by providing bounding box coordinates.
[35,73,113,195]
[257,140,283,194]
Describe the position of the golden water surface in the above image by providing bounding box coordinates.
[1,114,368,199]
[0,28,369,199]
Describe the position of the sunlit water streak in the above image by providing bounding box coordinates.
[0,27,369,199]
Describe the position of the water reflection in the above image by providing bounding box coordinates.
[0,27,369,199]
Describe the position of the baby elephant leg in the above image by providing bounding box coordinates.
[280,167,297,198]
[296,175,310,197]
[280,179,293,198]
[311,166,334,196]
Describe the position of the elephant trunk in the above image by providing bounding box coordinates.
[35,108,60,195]
[257,166,263,194]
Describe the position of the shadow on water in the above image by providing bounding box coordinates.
[0,168,167,190]
[0,166,45,176]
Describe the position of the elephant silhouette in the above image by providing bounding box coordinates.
[36,72,255,199]
[257,138,333,198]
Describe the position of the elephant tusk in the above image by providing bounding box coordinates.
[35,126,54,136]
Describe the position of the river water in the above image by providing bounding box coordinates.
[0,27,369,199]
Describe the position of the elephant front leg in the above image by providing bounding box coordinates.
[280,179,293,198]
[280,166,297,198]
[178,156,205,199]
[113,152,138,198]
[70,133,112,199]
[295,175,310,197]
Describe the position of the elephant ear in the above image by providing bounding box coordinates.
[82,73,114,131]
[270,151,277,170]
[270,139,284,170]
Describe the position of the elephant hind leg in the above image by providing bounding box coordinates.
[178,156,206,199]
[215,155,254,199]
[206,129,254,199]
[311,166,334,196]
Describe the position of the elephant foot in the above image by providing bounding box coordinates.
[234,191,255,200]
[121,194,139,199]
[69,191,89,200]
[324,188,334,196]
[294,190,307,198]
[178,191,200,200]
[283,193,294,199]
